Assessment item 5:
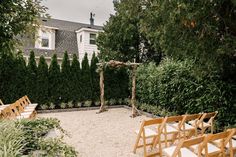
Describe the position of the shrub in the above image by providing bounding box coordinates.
[37,138,77,157]
[109,99,117,106]
[48,103,56,110]
[40,104,49,110]
[67,101,74,108]
[84,100,92,107]
[60,103,67,109]
[94,101,100,106]
[76,102,82,108]
[136,59,236,130]
[0,121,25,156]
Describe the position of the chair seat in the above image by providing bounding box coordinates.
[24,108,35,112]
[20,112,33,116]
[191,143,220,154]
[163,146,197,157]
[17,114,31,119]
[29,103,38,107]
[165,124,179,133]
[135,128,157,137]
[189,120,211,128]
[171,123,195,130]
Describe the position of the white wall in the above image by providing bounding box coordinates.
[35,27,56,50]
[76,28,101,63]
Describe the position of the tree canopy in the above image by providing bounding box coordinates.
[0,0,47,54]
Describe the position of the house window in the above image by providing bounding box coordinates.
[90,33,96,45]
[80,35,82,42]
[41,30,49,48]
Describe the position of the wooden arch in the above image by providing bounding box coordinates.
[96,60,140,117]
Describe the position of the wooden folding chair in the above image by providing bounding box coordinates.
[212,128,236,157]
[1,104,16,119]
[192,130,230,157]
[189,111,218,135]
[133,118,164,157]
[15,100,36,119]
[171,114,202,139]
[24,95,38,108]
[157,116,184,147]
[163,135,205,157]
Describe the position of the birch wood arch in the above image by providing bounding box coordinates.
[96,60,140,118]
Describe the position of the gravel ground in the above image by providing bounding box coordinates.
[38,108,151,157]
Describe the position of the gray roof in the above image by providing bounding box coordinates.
[40,18,103,31]
[22,18,103,58]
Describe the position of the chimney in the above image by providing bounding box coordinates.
[90,12,95,26]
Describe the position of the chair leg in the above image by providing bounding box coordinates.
[133,135,140,153]
[142,135,147,157]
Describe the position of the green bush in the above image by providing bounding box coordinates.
[136,59,236,130]
[0,121,25,157]
[0,118,77,156]
[37,138,77,157]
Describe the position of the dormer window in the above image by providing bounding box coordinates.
[41,30,49,48]
[35,26,56,50]
[90,33,96,45]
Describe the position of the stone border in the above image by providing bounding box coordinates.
[37,105,124,114]
[37,105,159,118]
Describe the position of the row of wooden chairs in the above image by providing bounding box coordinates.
[133,111,221,156]
[162,128,236,157]
[0,96,37,119]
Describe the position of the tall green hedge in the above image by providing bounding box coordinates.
[26,51,37,102]
[36,56,48,104]
[61,52,71,102]
[136,59,236,130]
[48,54,61,106]
[70,54,81,103]
[0,51,129,106]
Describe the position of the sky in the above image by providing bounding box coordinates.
[41,0,115,26]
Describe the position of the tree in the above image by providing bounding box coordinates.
[140,0,236,80]
[14,52,27,100]
[37,56,48,105]
[26,51,37,102]
[81,53,92,100]
[0,53,17,103]
[61,52,71,102]
[90,53,99,101]
[48,54,61,105]
[97,0,160,63]
[0,0,47,54]
[70,54,81,103]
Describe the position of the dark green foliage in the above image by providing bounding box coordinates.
[0,53,18,103]
[0,0,47,54]
[12,118,78,156]
[136,59,236,130]
[141,0,236,80]
[14,52,27,100]
[90,53,99,101]
[104,67,129,100]
[81,53,92,100]
[48,54,61,106]
[37,56,48,105]
[70,54,82,103]
[97,0,161,63]
[26,51,37,102]
[61,52,71,102]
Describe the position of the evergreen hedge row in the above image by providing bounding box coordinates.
[0,51,129,108]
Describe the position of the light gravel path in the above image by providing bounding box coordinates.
[39,108,151,157]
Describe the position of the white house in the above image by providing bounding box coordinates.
[22,15,103,65]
